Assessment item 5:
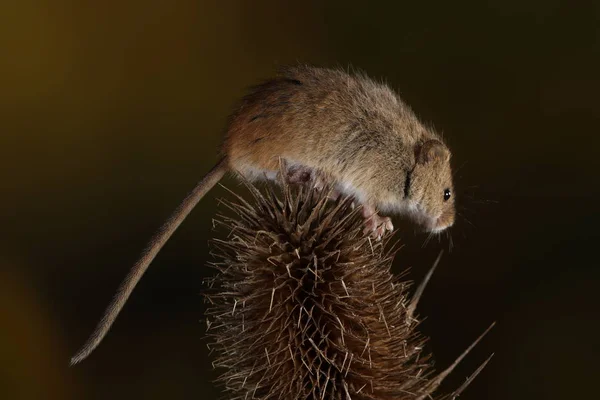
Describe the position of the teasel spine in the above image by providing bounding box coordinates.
[204,180,493,400]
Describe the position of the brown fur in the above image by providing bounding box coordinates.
[224,65,454,230]
[71,65,455,365]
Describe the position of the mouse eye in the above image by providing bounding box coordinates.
[443,189,451,201]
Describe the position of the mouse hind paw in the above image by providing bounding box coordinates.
[285,164,313,184]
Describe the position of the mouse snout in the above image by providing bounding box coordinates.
[432,210,454,233]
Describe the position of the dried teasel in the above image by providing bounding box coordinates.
[204,181,493,400]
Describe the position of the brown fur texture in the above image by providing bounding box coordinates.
[224,65,455,232]
[71,66,456,366]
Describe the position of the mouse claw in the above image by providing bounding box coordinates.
[313,175,326,191]
[363,213,393,240]
[384,217,394,232]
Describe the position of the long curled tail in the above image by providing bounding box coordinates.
[70,157,229,365]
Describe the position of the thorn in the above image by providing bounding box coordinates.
[269,288,275,313]
[415,322,496,400]
[407,250,444,323]
[451,353,495,399]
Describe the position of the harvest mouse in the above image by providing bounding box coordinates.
[71,65,455,365]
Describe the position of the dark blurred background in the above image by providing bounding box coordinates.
[1,1,598,399]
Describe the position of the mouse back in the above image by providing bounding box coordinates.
[222,65,455,233]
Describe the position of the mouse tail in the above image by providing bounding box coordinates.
[70,157,229,366]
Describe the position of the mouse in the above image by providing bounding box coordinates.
[70,65,455,365]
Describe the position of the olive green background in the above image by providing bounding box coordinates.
[1,1,598,399]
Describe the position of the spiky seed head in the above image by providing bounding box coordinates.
[204,183,484,400]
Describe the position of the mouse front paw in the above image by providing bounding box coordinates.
[362,208,394,240]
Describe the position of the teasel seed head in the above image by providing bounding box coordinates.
[204,182,492,400]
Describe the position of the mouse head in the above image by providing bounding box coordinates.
[407,140,455,233]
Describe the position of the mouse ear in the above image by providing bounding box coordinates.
[417,140,450,164]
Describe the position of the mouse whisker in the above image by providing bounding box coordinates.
[446,230,454,253]
[452,161,469,178]
[421,232,434,248]
[457,211,476,228]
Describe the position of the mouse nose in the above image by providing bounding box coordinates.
[434,210,455,232]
